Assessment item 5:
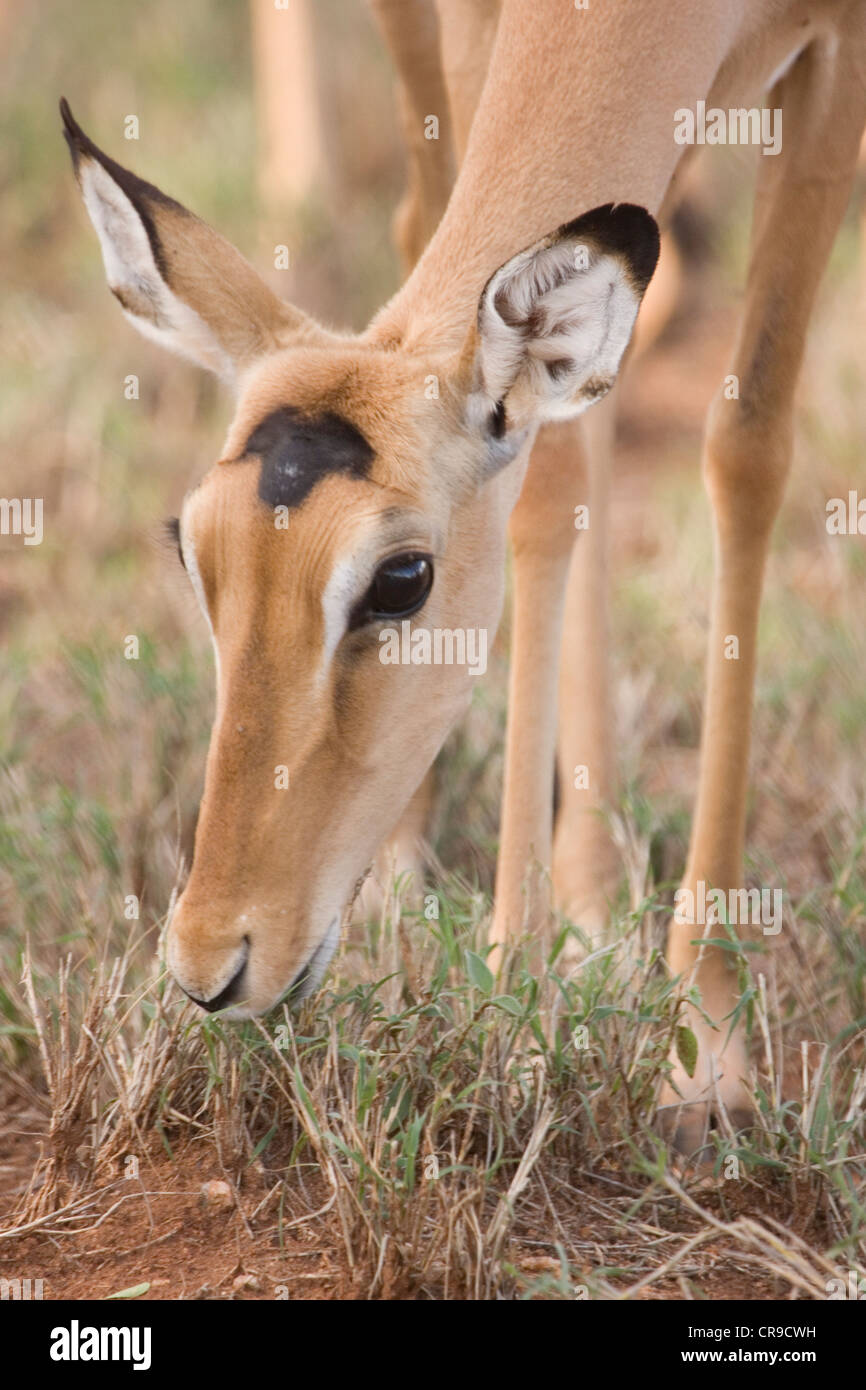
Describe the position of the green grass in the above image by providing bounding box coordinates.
[2,0,866,1299]
[6,870,865,1297]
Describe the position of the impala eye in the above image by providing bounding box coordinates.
[355,553,434,625]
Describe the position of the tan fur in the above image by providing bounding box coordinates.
[370,0,457,271]
[69,0,866,1159]
[149,201,318,366]
[371,0,866,1150]
[169,339,517,1009]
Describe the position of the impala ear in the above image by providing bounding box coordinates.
[60,99,323,385]
[467,203,659,448]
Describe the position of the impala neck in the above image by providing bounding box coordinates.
[369,0,740,356]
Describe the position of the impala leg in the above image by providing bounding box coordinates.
[662,31,866,1152]
[369,0,456,272]
[434,0,500,161]
[552,235,688,942]
[491,419,584,951]
[552,391,619,941]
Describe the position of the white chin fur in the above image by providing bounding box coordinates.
[286,916,341,1004]
[217,917,342,1019]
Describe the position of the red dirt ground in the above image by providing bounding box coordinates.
[0,1080,828,1301]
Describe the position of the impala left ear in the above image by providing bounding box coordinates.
[467,202,659,449]
[60,99,325,386]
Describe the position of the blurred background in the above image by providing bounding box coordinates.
[2,0,866,1066]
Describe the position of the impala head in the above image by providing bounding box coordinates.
[62,99,659,1016]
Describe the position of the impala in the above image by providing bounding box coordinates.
[62,0,866,1154]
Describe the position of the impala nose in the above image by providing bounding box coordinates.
[178,937,250,1013]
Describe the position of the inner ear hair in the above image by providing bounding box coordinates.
[472,202,660,429]
[61,97,184,281]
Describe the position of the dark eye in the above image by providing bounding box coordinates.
[355,553,434,625]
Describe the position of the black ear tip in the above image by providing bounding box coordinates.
[612,201,661,283]
[60,96,77,136]
[611,200,661,244]
[559,202,660,290]
[59,96,88,165]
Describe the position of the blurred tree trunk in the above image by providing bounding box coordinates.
[249,0,331,212]
[860,130,866,310]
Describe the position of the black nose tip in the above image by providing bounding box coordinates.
[181,938,250,1013]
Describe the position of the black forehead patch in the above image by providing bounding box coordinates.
[240,406,375,510]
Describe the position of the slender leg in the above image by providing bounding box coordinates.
[552,392,619,939]
[552,233,685,941]
[434,0,500,161]
[662,26,866,1152]
[493,261,680,952]
[369,0,457,271]
[491,419,585,950]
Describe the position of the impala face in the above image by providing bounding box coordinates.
[165,347,517,1014]
[62,100,658,1016]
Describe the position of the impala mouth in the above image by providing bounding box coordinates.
[179,935,250,1013]
[284,916,341,1004]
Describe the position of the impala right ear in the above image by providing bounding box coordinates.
[466,202,660,450]
[60,99,324,385]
